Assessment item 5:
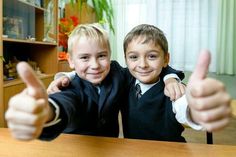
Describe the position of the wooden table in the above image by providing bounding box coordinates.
[0,128,235,157]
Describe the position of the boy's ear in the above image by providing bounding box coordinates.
[163,52,170,67]
[67,53,75,69]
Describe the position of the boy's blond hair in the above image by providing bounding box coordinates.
[68,23,111,56]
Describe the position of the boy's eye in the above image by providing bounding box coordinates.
[128,55,138,61]
[80,56,89,61]
[148,54,158,60]
[98,54,107,59]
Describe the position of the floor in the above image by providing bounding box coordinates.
[183,118,236,145]
[183,100,236,145]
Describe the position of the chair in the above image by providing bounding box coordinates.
[204,99,236,145]
[206,132,213,144]
[184,124,213,144]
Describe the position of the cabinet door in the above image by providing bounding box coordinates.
[3,0,57,42]
[2,76,53,127]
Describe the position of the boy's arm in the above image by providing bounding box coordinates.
[173,51,231,131]
[47,71,76,94]
[161,65,186,101]
[172,95,204,130]
[162,65,185,81]
[54,71,76,80]
[5,62,55,141]
[186,50,231,131]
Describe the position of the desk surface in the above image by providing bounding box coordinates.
[0,128,235,157]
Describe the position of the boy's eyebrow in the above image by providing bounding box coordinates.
[78,53,90,56]
[147,49,161,53]
[126,50,138,54]
[98,50,108,53]
[97,50,110,55]
[127,49,161,54]
[77,50,108,56]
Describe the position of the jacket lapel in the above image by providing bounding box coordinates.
[98,83,112,113]
[84,82,99,103]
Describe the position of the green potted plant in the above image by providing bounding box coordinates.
[69,0,114,33]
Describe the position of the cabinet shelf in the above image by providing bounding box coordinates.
[4,73,54,87]
[0,0,58,127]
[3,37,57,46]
[18,0,45,13]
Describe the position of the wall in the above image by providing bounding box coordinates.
[183,72,236,99]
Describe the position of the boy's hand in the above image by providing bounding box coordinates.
[164,79,186,101]
[47,76,70,94]
[5,62,50,141]
[186,50,232,132]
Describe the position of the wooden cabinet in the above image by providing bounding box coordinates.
[65,2,96,24]
[58,60,72,72]
[0,0,58,127]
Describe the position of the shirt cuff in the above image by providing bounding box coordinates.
[54,71,76,81]
[44,98,61,128]
[163,74,180,82]
[172,95,205,131]
[185,106,206,131]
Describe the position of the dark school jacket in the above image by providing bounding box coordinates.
[39,61,184,140]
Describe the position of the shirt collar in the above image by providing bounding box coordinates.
[135,79,160,95]
[95,86,101,94]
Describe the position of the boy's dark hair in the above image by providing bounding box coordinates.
[123,24,168,55]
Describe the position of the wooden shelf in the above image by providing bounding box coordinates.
[18,0,45,13]
[3,38,57,46]
[4,73,54,87]
[0,0,58,127]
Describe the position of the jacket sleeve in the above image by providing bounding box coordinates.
[39,89,79,141]
[160,65,185,81]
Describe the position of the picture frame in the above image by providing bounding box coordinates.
[3,17,24,39]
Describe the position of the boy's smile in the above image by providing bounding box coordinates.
[125,37,169,84]
[68,36,111,85]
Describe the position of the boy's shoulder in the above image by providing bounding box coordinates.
[53,75,95,99]
[110,60,135,85]
[110,60,130,73]
[110,60,121,68]
[56,75,88,94]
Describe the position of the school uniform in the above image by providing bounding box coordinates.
[39,61,184,140]
[40,61,128,140]
[122,78,186,142]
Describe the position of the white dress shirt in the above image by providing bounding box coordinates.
[135,79,204,130]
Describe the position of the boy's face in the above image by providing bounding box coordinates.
[125,37,169,84]
[68,36,111,85]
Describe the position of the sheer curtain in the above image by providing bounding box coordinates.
[216,0,236,75]
[110,0,218,72]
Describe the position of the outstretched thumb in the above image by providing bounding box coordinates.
[188,50,211,85]
[17,62,46,99]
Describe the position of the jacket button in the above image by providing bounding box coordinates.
[100,118,106,124]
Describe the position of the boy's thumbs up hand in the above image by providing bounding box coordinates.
[18,62,47,99]
[186,50,232,132]
[188,50,210,87]
[5,62,50,141]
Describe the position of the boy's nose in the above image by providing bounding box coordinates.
[139,58,148,68]
[90,59,99,69]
